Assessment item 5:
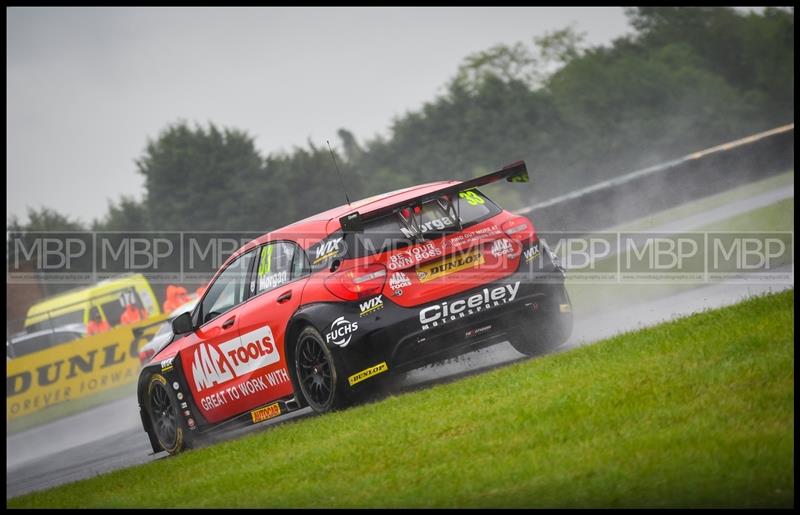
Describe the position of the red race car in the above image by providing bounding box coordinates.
[137,161,572,454]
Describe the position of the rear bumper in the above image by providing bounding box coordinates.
[317,240,571,386]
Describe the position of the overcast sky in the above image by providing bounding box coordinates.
[7,7,633,225]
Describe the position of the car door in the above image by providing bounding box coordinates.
[233,241,310,415]
[181,249,257,424]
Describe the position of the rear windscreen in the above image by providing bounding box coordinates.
[357,188,500,257]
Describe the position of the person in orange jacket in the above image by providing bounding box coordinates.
[86,307,111,335]
[173,286,191,306]
[119,303,148,325]
[162,285,177,313]
[163,285,193,313]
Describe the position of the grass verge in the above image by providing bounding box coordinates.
[9,289,794,508]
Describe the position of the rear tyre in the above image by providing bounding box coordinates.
[146,373,192,455]
[294,326,351,413]
[509,310,573,357]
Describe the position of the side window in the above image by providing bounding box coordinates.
[255,242,295,294]
[292,244,310,278]
[100,289,145,327]
[201,250,256,324]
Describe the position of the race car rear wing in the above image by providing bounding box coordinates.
[339,160,529,233]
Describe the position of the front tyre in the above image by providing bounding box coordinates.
[294,326,351,413]
[146,373,191,455]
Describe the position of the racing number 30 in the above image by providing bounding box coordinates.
[459,190,485,206]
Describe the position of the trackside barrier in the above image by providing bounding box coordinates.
[6,313,169,420]
[516,123,794,231]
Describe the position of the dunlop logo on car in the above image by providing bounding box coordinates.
[416,249,484,283]
[251,402,281,423]
[348,362,388,386]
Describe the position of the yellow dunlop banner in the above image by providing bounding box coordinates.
[6,314,169,420]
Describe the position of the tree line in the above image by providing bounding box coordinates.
[9,7,794,235]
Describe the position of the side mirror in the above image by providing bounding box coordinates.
[172,311,194,335]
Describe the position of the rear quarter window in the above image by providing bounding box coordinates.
[308,233,347,272]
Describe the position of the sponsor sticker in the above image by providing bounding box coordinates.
[389,272,412,291]
[387,242,443,271]
[419,281,521,331]
[348,362,389,386]
[251,402,282,424]
[359,295,384,317]
[400,216,455,239]
[388,251,415,271]
[416,249,484,283]
[160,357,174,373]
[466,325,493,338]
[191,325,280,392]
[490,238,514,258]
[313,237,343,265]
[326,317,359,348]
[559,303,572,313]
[524,244,541,263]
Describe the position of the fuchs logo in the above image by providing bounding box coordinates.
[419,281,520,331]
[191,325,280,392]
[400,216,454,238]
[326,316,359,348]
[359,295,384,317]
[524,244,540,263]
[491,238,514,257]
[313,237,343,264]
[389,272,412,291]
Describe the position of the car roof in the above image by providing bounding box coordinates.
[231,180,457,257]
[25,273,149,318]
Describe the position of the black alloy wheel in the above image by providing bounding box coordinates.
[147,374,185,454]
[294,327,346,413]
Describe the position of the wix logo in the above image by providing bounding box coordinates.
[313,237,343,264]
[524,244,541,263]
[359,295,384,317]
